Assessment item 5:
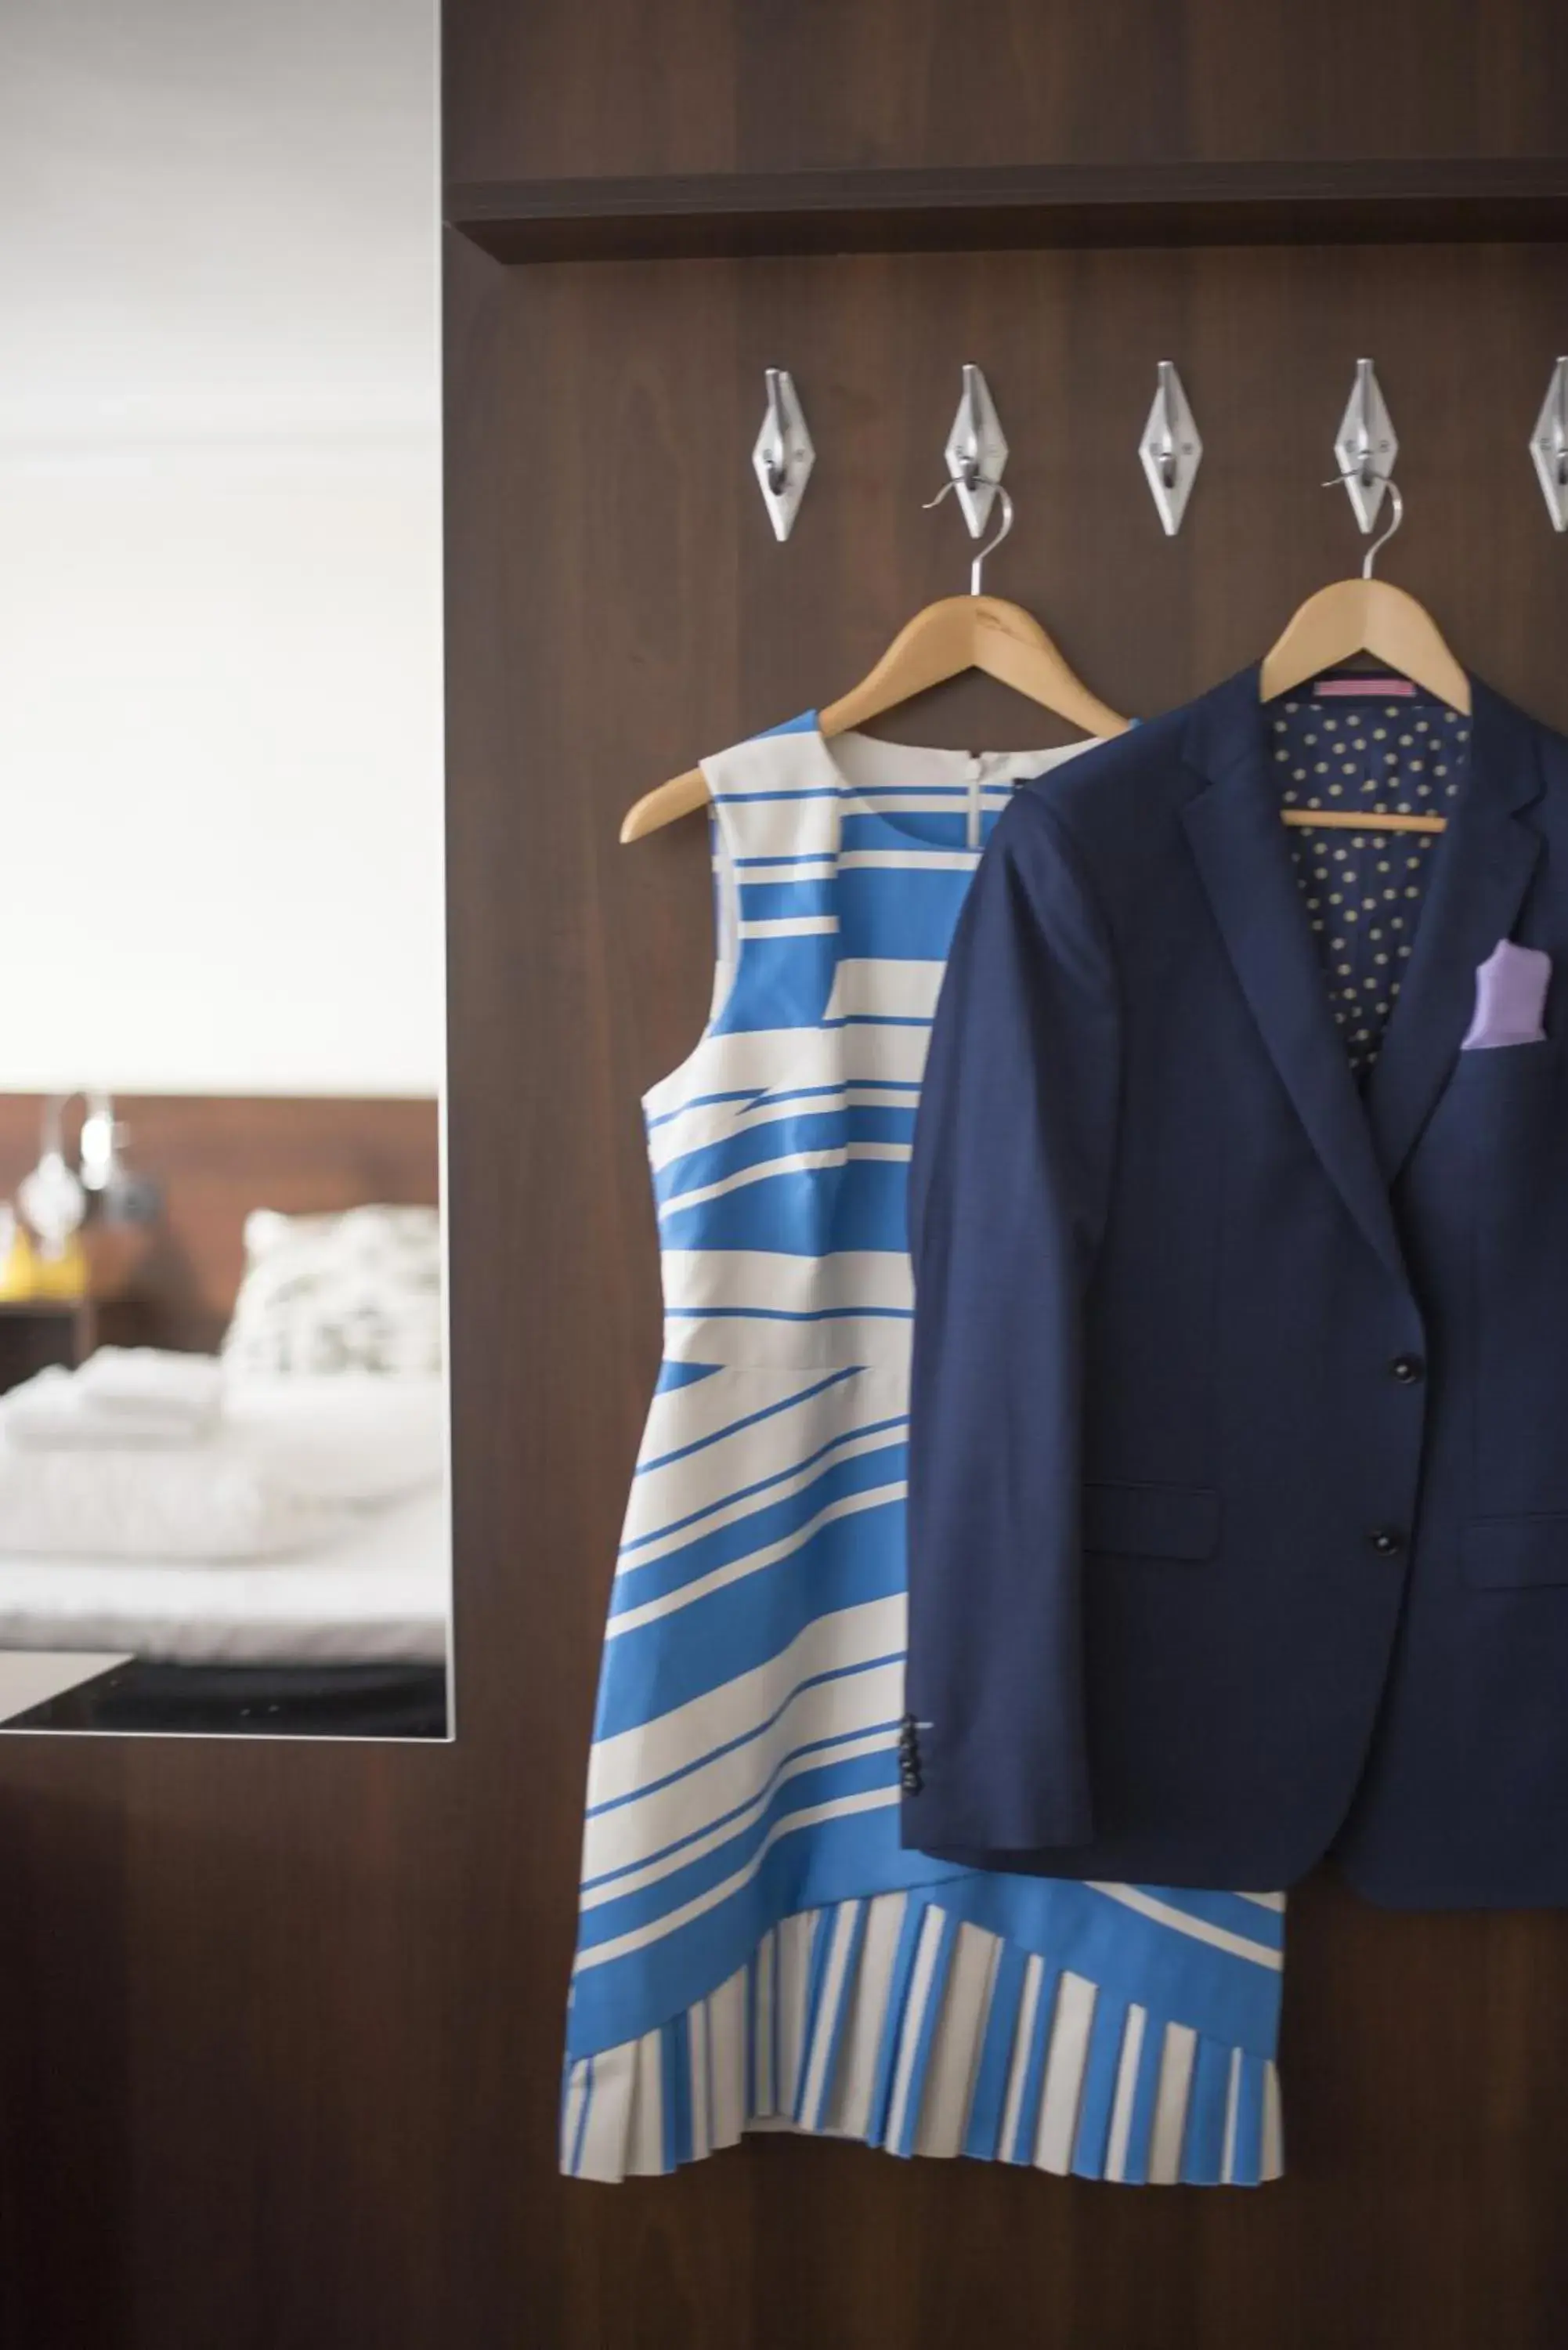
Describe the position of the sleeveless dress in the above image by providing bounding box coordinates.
[563,718,1286,2186]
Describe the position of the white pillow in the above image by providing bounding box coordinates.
[222,1205,443,1377]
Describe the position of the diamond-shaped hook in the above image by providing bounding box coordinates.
[1138,360,1202,535]
[942,364,1008,538]
[1333,358,1398,533]
[752,368,814,542]
[1530,357,1568,533]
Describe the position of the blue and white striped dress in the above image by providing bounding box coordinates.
[563,718,1286,2185]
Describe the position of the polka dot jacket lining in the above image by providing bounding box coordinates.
[1269,684,1471,1083]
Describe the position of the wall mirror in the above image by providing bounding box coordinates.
[0,0,447,1737]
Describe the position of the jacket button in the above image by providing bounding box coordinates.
[1389,1354,1425,1384]
[1368,1527,1404,1557]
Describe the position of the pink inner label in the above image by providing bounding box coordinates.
[1313,676,1416,697]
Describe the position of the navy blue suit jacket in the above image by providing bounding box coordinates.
[902,665,1568,1907]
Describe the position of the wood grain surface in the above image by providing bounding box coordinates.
[447,157,1568,264]
[419,227,1568,2350]
[445,0,1568,186]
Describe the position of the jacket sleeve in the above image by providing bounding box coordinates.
[901,790,1121,1853]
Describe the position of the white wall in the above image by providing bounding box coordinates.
[0,0,442,1097]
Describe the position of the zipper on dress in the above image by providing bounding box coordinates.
[965,755,984,851]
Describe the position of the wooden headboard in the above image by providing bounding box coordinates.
[0,1095,440,1351]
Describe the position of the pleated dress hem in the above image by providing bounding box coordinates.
[563,1888,1283,2186]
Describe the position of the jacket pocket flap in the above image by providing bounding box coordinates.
[1083,1480,1220,1561]
[1462,1513,1568,1589]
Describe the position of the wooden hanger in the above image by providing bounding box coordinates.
[1259,480,1469,837]
[620,487,1129,842]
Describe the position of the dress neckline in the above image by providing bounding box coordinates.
[807,721,1094,852]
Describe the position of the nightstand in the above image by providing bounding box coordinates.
[0,1299,97,1395]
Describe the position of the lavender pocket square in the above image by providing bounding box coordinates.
[1461,940,1552,1050]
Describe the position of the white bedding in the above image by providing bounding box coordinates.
[0,1376,450,1667]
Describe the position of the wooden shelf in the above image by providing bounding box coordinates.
[446,157,1568,265]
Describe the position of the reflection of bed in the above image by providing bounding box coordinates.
[0,1099,447,1736]
[0,1370,450,1737]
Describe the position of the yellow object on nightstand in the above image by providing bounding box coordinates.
[30,1232,89,1300]
[0,1225,38,1301]
[0,1227,88,1302]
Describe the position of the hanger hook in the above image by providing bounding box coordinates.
[1321,466,1404,580]
[922,475,1014,595]
[968,483,1013,595]
[1360,478,1404,580]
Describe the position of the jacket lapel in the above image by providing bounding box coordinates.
[1363,679,1545,1184]
[1180,670,1405,1282]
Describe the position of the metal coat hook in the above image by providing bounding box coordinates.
[751,368,814,541]
[923,475,1015,594]
[1530,356,1568,532]
[941,364,1009,537]
[1332,358,1399,533]
[1138,360,1203,534]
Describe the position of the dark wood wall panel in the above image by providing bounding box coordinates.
[446,159,1568,266]
[457,233,1568,2348]
[439,237,1568,2350]
[446,0,1568,186]
[436,233,1568,2350]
